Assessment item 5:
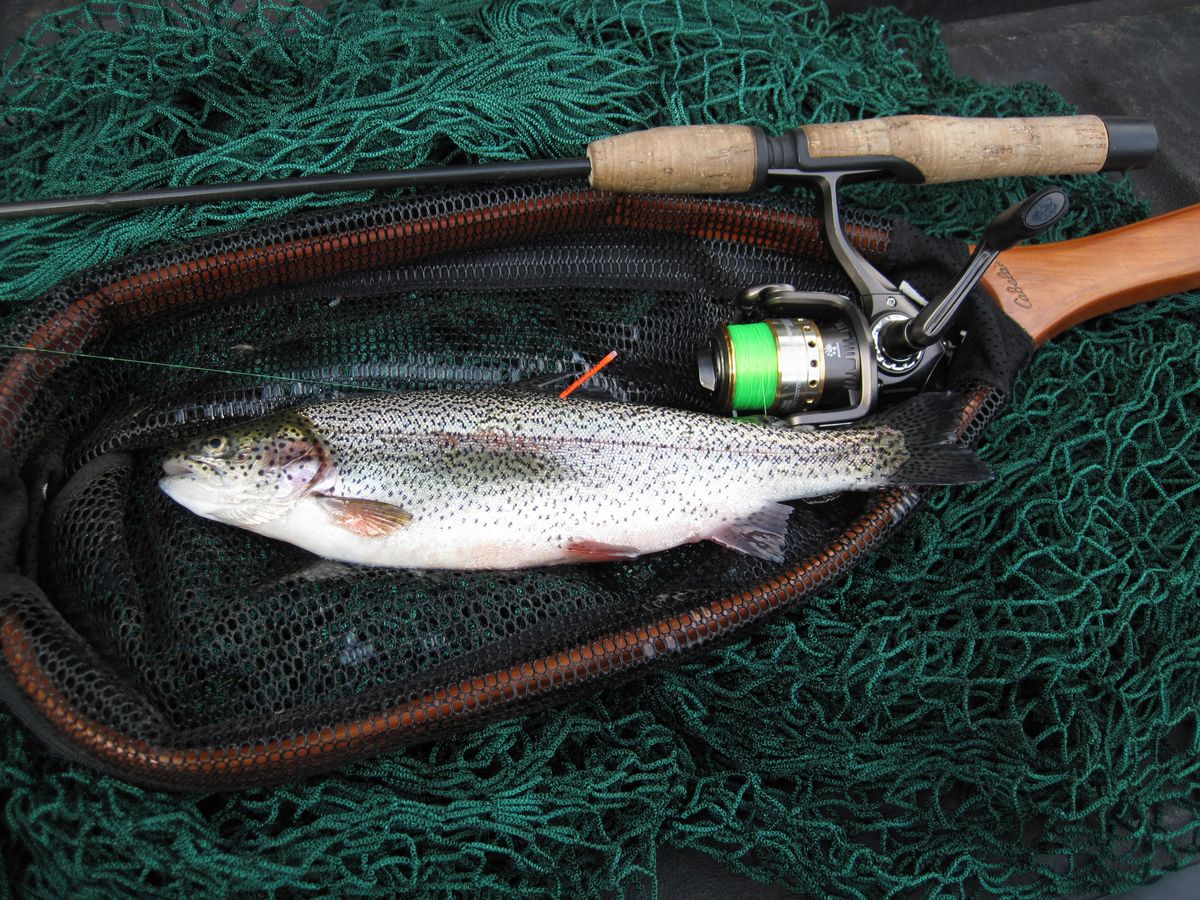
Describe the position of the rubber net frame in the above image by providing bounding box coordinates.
[0,182,1012,791]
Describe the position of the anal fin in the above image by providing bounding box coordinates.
[564,538,641,562]
[708,502,794,563]
[316,495,413,537]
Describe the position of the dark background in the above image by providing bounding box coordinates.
[2,0,1197,896]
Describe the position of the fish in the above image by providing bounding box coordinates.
[158,389,991,570]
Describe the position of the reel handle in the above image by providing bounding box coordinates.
[879,187,1070,360]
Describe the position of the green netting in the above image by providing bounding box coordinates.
[1,1,1197,897]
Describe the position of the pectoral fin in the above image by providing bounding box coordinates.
[316,495,413,537]
[222,503,290,527]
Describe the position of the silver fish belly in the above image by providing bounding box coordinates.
[159,390,990,569]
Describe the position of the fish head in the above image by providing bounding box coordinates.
[159,413,329,527]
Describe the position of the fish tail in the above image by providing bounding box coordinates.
[868,393,993,486]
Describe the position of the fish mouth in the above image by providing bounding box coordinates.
[161,455,224,479]
[158,471,230,523]
[162,459,194,477]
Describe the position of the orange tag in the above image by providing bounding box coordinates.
[559,350,618,399]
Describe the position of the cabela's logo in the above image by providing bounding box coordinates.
[995,261,1032,309]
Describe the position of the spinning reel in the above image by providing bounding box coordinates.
[698,177,1070,426]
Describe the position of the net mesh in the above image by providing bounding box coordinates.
[1,1,1197,898]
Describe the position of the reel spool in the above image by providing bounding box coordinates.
[697,288,876,426]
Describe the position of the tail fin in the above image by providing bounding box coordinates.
[869,393,993,486]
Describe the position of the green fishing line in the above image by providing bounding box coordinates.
[727,322,779,412]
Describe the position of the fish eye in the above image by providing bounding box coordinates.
[202,434,229,456]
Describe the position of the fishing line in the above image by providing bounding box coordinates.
[725,323,779,412]
[0,344,625,399]
[0,343,394,394]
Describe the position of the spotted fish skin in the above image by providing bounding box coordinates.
[159,389,990,569]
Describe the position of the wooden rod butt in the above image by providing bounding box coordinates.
[981,204,1200,345]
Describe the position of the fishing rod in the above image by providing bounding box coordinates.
[0,114,1155,218]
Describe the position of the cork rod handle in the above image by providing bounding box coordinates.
[804,114,1106,184]
[587,125,760,194]
[587,115,1155,192]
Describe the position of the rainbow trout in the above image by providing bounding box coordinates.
[159,390,989,569]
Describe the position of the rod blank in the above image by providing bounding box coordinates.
[0,159,592,220]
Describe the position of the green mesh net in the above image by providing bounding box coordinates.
[1,1,1197,897]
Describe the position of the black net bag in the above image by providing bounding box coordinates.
[0,183,1033,790]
